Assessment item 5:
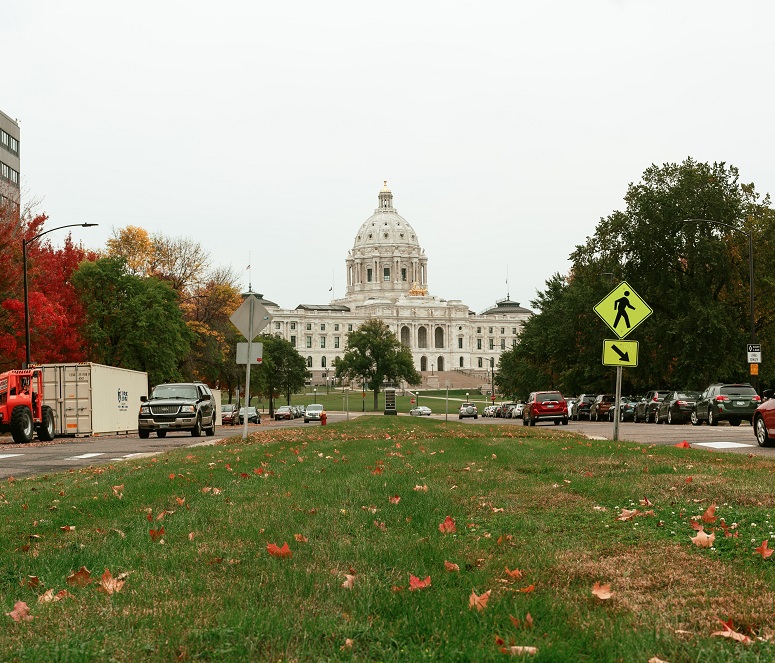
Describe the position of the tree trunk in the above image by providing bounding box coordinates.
[373,387,379,411]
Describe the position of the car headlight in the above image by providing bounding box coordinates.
[140,405,150,415]
[180,405,195,414]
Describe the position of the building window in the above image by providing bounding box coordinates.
[306,323,312,331]
[290,335,296,346]
[512,327,517,334]
[320,323,326,331]
[489,339,494,350]
[501,339,506,350]
[320,337,326,348]
[512,339,517,347]
[348,324,353,331]
[500,327,505,334]
[476,327,481,334]
[458,338,463,349]
[489,327,493,334]
[401,268,407,281]
[367,268,373,282]
[307,356,313,368]
[321,356,327,368]
[383,267,390,281]
[275,322,281,330]
[334,324,339,331]
[459,357,464,368]
[290,322,296,330]
[478,357,483,368]
[306,336,312,348]
[334,336,340,348]
[477,339,482,350]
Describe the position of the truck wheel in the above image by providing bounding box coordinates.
[37,405,55,441]
[10,406,34,444]
[139,430,150,439]
[205,416,215,435]
[191,416,202,437]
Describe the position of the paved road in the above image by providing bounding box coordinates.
[1,412,770,480]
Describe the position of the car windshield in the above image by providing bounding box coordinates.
[721,386,756,396]
[152,385,198,400]
[307,405,323,412]
[677,392,700,399]
[536,393,562,402]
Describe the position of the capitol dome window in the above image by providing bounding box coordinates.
[367,268,373,282]
[383,268,390,281]
[401,268,407,281]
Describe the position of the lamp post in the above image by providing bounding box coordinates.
[313,387,317,404]
[23,223,98,367]
[684,218,756,381]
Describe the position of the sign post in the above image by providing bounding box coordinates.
[230,295,272,439]
[594,281,652,441]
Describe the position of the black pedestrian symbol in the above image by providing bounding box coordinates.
[613,291,636,330]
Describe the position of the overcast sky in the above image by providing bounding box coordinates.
[3,1,773,313]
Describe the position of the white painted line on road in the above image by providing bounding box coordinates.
[695,441,754,449]
[65,453,106,460]
[0,454,23,459]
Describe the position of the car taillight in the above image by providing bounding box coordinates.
[675,400,687,406]
[753,395,762,403]
[714,395,729,403]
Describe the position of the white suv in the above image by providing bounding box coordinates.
[304,404,324,423]
[459,402,478,420]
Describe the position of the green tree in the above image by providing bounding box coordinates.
[335,319,421,410]
[250,335,307,416]
[72,257,192,386]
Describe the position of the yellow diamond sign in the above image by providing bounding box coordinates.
[594,281,652,339]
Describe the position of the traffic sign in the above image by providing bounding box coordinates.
[748,343,762,364]
[594,281,652,339]
[751,363,759,376]
[236,342,264,365]
[230,295,271,340]
[602,339,639,367]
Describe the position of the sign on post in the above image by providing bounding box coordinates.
[748,343,762,364]
[229,295,271,340]
[236,342,264,365]
[594,281,652,339]
[602,340,639,367]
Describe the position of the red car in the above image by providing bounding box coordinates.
[522,391,569,426]
[274,406,294,421]
[221,403,239,425]
[753,389,775,446]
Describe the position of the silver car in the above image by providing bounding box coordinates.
[459,402,478,419]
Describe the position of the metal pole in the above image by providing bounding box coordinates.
[445,384,449,421]
[22,239,30,368]
[613,365,622,441]
[748,231,759,394]
[242,297,254,440]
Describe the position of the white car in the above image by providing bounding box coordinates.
[410,405,432,416]
[512,403,524,418]
[304,404,324,423]
[459,402,478,419]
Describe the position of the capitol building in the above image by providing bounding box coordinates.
[263,183,532,387]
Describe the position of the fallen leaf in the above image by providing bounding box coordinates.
[504,567,524,579]
[97,569,126,595]
[444,561,460,572]
[267,542,292,558]
[23,576,39,589]
[500,645,538,656]
[340,638,354,650]
[649,658,669,663]
[519,584,535,593]
[342,574,356,589]
[701,504,717,524]
[591,582,613,600]
[409,574,431,591]
[469,589,491,611]
[149,527,165,542]
[6,601,33,622]
[639,497,653,507]
[60,525,75,532]
[674,441,691,448]
[754,540,774,559]
[414,485,428,492]
[66,566,92,587]
[510,613,534,629]
[439,516,457,533]
[389,495,401,504]
[711,618,751,643]
[690,530,715,548]
[294,534,308,543]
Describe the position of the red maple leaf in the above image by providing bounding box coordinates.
[701,504,717,524]
[469,589,491,611]
[674,441,691,448]
[149,527,165,542]
[66,566,92,587]
[438,516,457,533]
[409,574,431,591]
[267,542,292,558]
[6,601,33,622]
[388,495,401,504]
[754,540,774,559]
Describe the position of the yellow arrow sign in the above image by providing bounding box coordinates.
[602,339,639,367]
[594,281,652,339]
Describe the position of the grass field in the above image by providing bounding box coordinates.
[2,417,775,661]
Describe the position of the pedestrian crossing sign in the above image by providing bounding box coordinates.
[594,281,652,339]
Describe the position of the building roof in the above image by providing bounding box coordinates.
[479,297,533,316]
[352,181,422,253]
[295,304,351,312]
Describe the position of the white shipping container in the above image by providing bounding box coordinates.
[41,363,148,436]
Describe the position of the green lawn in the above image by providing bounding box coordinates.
[2,418,775,661]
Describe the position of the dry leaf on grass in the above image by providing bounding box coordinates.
[690,530,715,548]
[755,540,774,559]
[6,601,33,622]
[592,582,613,600]
[266,542,292,558]
[409,574,431,591]
[342,574,356,589]
[500,645,538,656]
[469,589,491,611]
[97,569,126,595]
[439,516,457,533]
[712,618,751,643]
[444,561,460,572]
[66,566,92,587]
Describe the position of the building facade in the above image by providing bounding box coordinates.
[0,109,20,208]
[262,183,532,385]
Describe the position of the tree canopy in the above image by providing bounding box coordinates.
[335,319,421,410]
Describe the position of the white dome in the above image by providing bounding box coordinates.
[352,182,421,251]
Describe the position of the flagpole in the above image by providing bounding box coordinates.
[247,252,252,292]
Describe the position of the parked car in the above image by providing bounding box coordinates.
[274,405,294,420]
[238,407,260,424]
[459,402,478,419]
[522,391,568,426]
[512,403,525,418]
[566,398,578,418]
[608,397,638,422]
[138,382,217,438]
[753,389,775,446]
[495,403,514,418]
[304,404,324,423]
[589,394,615,421]
[482,405,497,417]
[573,394,596,421]
[691,383,761,426]
[410,405,432,416]
[292,405,305,418]
[221,403,239,425]
[655,390,701,424]
[633,390,670,423]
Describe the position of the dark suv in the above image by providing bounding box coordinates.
[138,382,217,438]
[633,390,670,423]
[573,394,596,421]
[691,383,761,426]
[590,394,615,421]
[522,391,568,426]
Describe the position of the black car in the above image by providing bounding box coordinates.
[654,390,700,425]
[138,382,217,438]
[573,394,596,421]
[691,383,761,426]
[633,390,670,423]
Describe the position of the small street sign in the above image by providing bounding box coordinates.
[602,339,639,367]
[751,363,759,376]
[747,343,762,364]
[594,281,652,339]
[236,342,264,365]
[230,295,271,341]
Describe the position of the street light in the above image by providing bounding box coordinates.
[23,223,98,367]
[314,387,317,403]
[684,218,756,386]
